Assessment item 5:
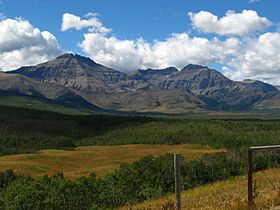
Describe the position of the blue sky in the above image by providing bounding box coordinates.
[1,0,279,52]
[1,0,280,84]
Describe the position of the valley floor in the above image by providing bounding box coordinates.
[122,167,280,210]
[0,144,223,179]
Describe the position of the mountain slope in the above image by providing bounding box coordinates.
[7,54,280,113]
[0,90,95,115]
[0,73,104,112]
[254,92,280,110]
[240,79,278,92]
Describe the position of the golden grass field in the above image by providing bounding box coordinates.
[122,167,280,210]
[0,144,223,179]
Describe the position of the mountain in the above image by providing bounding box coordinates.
[154,64,278,110]
[4,53,279,113]
[10,54,153,110]
[12,54,128,92]
[10,54,196,112]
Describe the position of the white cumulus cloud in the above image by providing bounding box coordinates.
[224,32,280,84]
[80,32,241,72]
[0,18,62,71]
[188,10,271,36]
[61,13,111,34]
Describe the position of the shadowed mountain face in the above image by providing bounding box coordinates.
[240,79,279,92]
[0,73,103,111]
[4,54,279,113]
[136,67,178,79]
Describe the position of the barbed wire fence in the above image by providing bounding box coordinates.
[249,147,280,209]
[126,148,280,210]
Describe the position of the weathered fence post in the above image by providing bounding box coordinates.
[247,145,280,209]
[174,153,182,210]
[247,149,253,209]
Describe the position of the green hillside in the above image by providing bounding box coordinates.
[0,91,94,115]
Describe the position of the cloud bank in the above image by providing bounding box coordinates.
[60,11,280,84]
[80,32,240,72]
[0,18,62,71]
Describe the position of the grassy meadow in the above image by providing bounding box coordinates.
[124,167,280,210]
[0,144,223,178]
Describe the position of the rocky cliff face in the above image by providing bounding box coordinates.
[5,54,279,113]
[137,67,178,78]
[158,65,236,94]
[12,54,128,92]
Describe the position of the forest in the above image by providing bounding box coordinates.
[1,105,280,155]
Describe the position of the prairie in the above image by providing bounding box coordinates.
[0,144,223,179]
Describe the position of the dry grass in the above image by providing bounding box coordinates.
[0,144,223,179]
[122,167,280,210]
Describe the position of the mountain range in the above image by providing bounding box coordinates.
[1,53,279,114]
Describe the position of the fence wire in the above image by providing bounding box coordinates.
[124,151,280,210]
[253,151,280,209]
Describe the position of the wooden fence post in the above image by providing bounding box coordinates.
[246,145,280,209]
[248,149,253,209]
[174,153,182,210]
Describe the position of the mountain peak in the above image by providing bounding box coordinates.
[56,53,76,59]
[242,79,257,83]
[138,67,178,77]
[182,64,207,71]
[56,53,99,66]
